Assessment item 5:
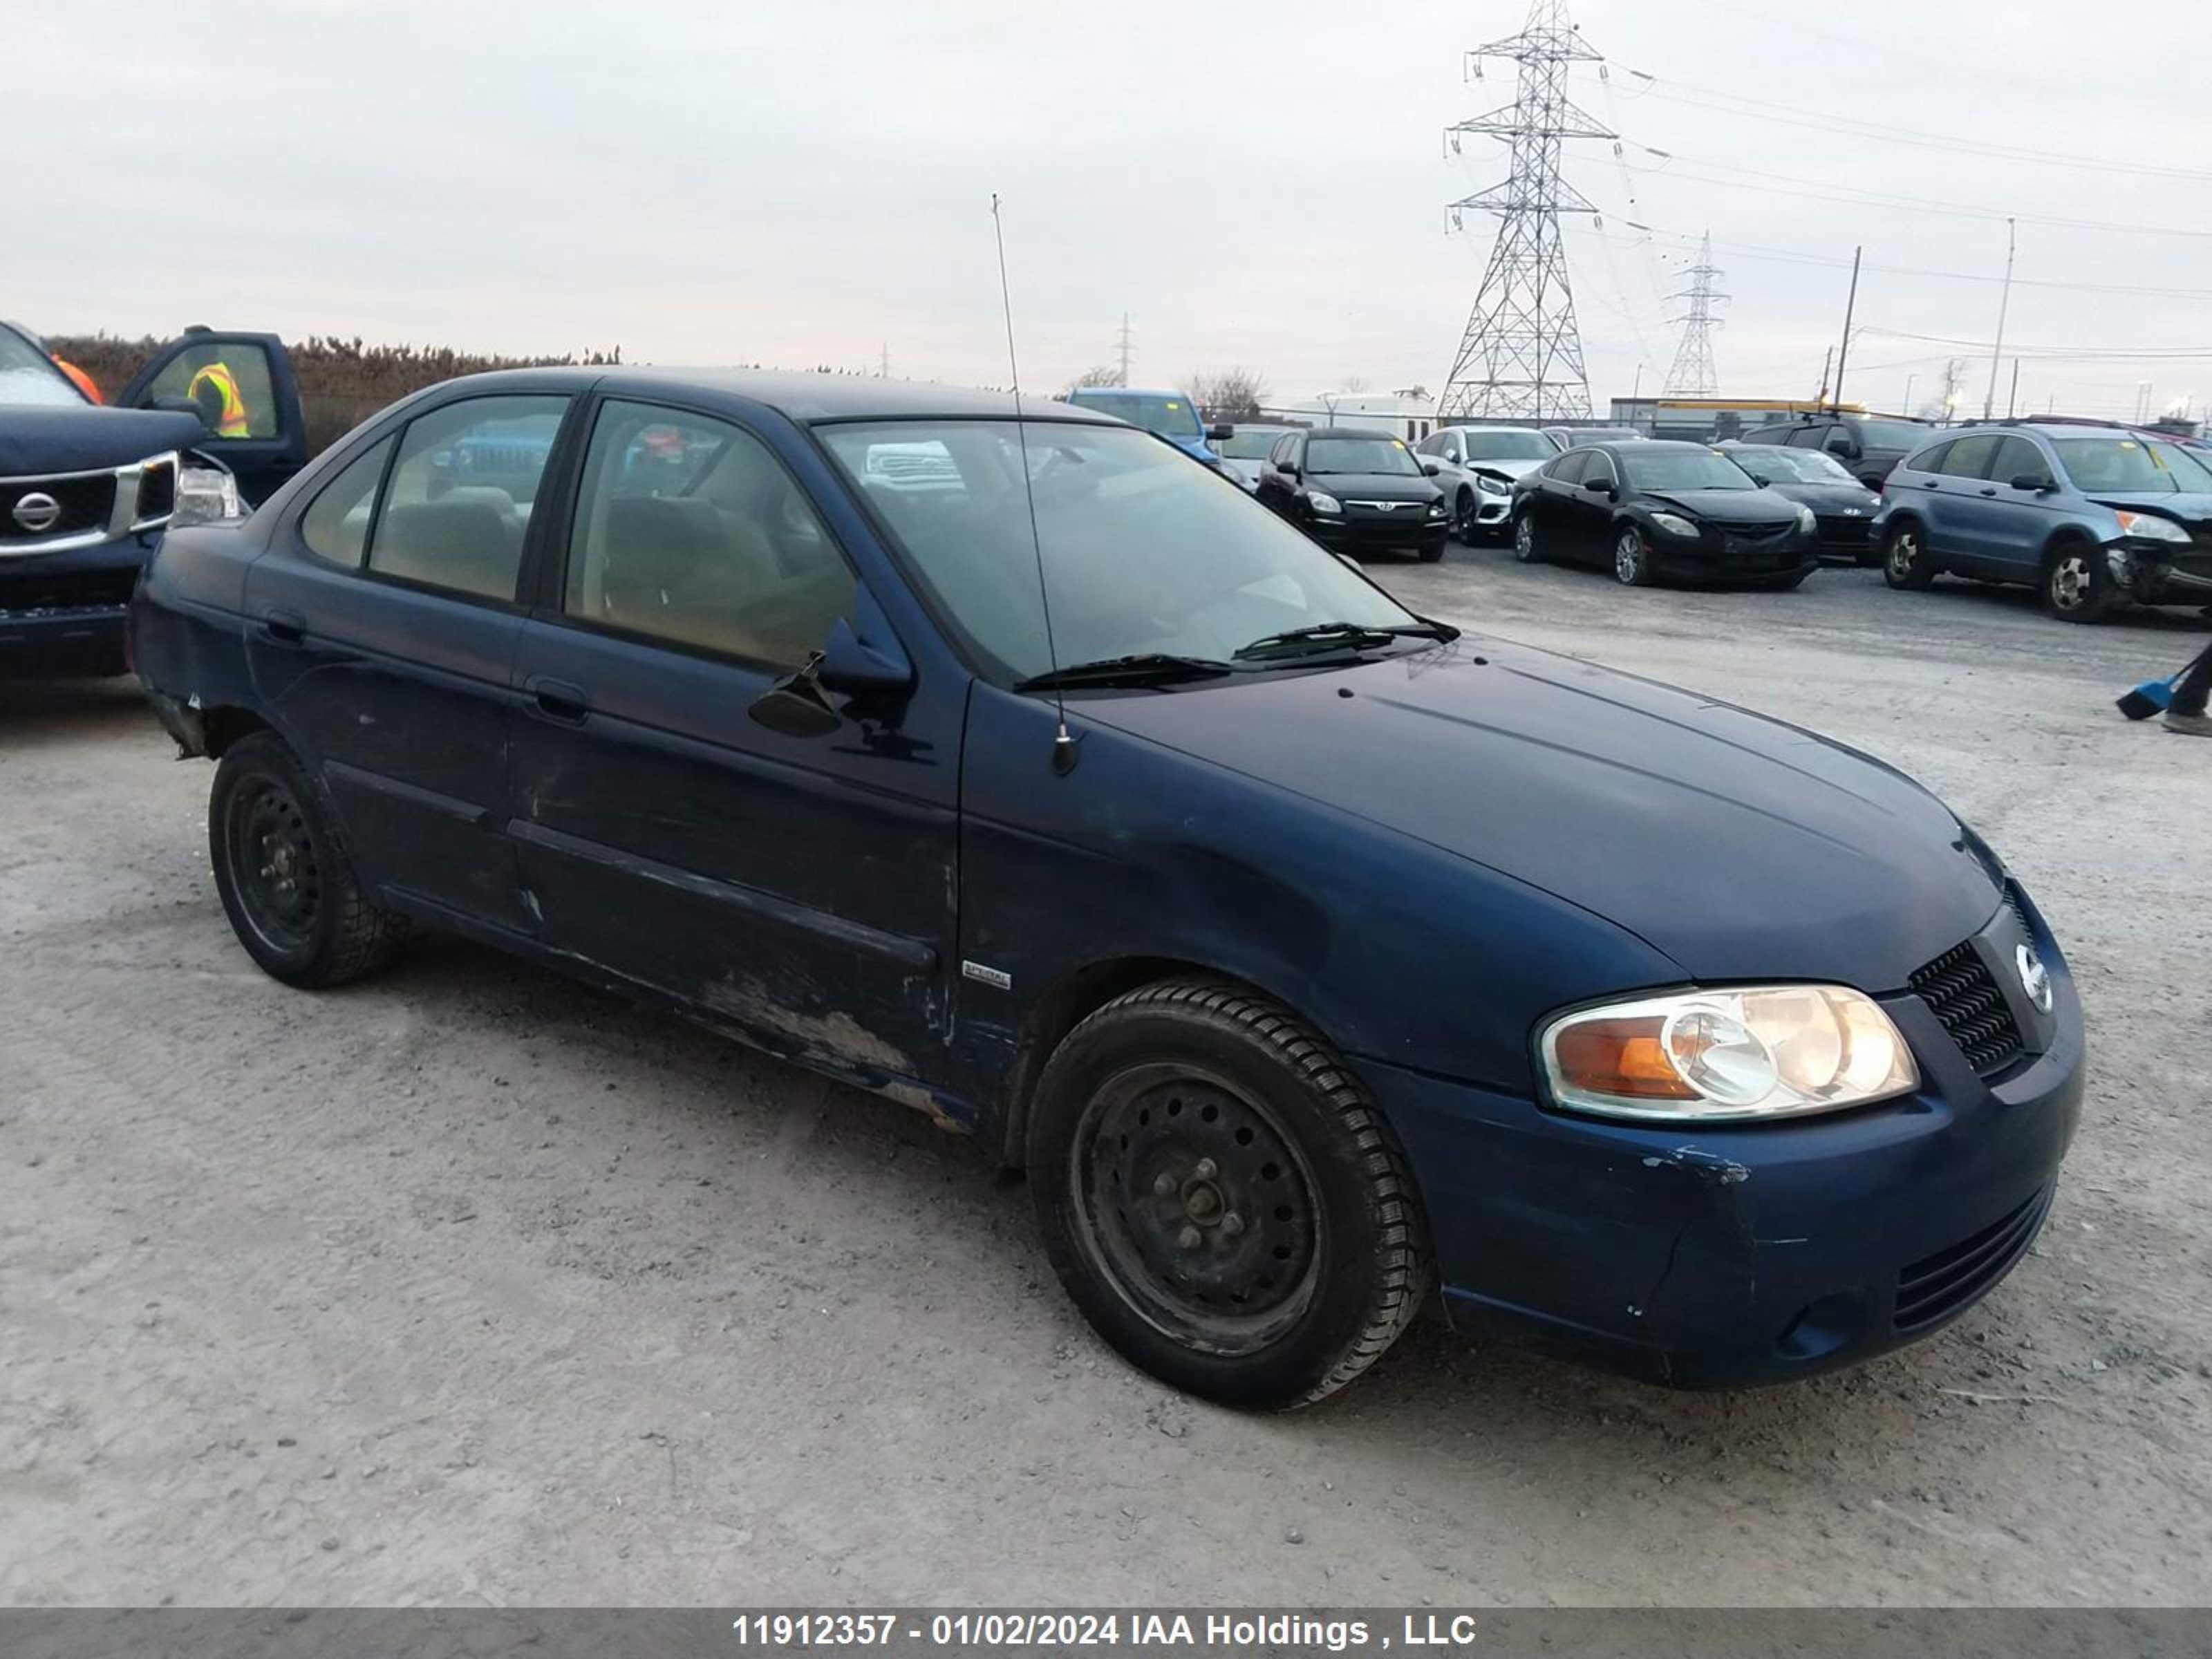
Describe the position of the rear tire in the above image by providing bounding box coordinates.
[1883,521,1937,590]
[1027,980,1431,1409]
[2043,541,2112,623]
[209,731,407,988]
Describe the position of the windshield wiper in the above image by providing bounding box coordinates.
[1232,619,1460,662]
[1016,653,1233,692]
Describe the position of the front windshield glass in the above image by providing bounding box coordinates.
[1067,390,1203,439]
[1855,420,1931,450]
[2052,435,2212,494]
[1460,429,1558,462]
[1217,429,1286,460]
[1741,447,1857,485]
[1620,449,1757,492]
[819,420,1419,682]
[1306,435,1421,476]
[0,328,86,408]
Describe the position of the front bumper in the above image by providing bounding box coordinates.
[1813,514,1876,562]
[1652,526,1818,583]
[1365,903,2085,1389]
[1307,512,1450,559]
[2114,541,2212,608]
[0,532,155,679]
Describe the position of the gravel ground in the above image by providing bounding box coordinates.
[2,552,2208,1608]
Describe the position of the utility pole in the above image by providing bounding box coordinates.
[1831,245,1863,412]
[1661,230,1726,397]
[1114,312,1135,387]
[1903,372,1917,416]
[1983,216,2016,420]
[1437,0,1613,420]
[1817,346,1833,403]
[2007,359,2021,419]
[879,341,890,379]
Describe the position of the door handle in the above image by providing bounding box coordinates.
[261,608,306,644]
[1979,487,1998,496]
[525,675,589,724]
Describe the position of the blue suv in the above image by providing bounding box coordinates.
[1874,421,2212,622]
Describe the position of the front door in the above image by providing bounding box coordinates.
[505,396,959,1087]
[243,391,573,930]
[120,330,309,506]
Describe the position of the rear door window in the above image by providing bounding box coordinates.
[367,395,569,602]
[299,436,393,566]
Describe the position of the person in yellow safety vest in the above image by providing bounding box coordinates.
[185,360,252,438]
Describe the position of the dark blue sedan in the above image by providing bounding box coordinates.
[129,368,2083,1407]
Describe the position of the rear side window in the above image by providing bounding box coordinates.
[1937,434,2002,480]
[299,436,393,566]
[563,400,856,671]
[1903,440,1952,475]
[368,395,568,601]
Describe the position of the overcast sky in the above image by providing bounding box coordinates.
[13,0,2210,419]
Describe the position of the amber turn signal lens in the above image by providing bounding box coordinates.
[1552,1017,1698,1100]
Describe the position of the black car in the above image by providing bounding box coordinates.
[1255,426,1448,562]
[1737,412,1933,489]
[1509,441,1819,588]
[2,322,307,677]
[1720,441,1886,565]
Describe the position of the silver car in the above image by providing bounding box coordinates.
[1415,424,1564,543]
[1212,424,1300,492]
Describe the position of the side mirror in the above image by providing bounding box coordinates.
[1747,471,1773,487]
[1280,462,1300,479]
[1421,461,1441,477]
[1586,479,1617,499]
[152,393,216,434]
[2010,473,2055,493]
[749,605,915,739]
[1206,424,1232,442]
[748,662,843,740]
[816,615,915,697]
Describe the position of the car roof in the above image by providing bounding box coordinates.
[1308,425,1398,440]
[1068,385,1186,400]
[422,365,1116,426]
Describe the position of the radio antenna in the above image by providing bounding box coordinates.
[991,192,1078,776]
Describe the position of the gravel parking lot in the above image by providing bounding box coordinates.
[3,550,2208,1608]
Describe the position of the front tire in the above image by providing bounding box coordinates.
[1027,980,1431,1409]
[2043,541,2112,623]
[1613,525,1657,587]
[209,731,407,988]
[1512,510,1541,563]
[1452,488,1477,543]
[1883,521,1936,589]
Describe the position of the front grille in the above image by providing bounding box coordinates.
[1725,520,1797,542]
[0,474,115,543]
[1895,1186,2050,1331]
[1911,939,2025,1077]
[0,565,138,615]
[135,458,176,524]
[1815,516,1873,548]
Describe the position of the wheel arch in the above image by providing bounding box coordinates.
[202,704,276,758]
[2038,524,2100,573]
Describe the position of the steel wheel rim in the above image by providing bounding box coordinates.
[225,773,322,955]
[1888,532,1918,580]
[1615,531,1643,583]
[1067,1062,1322,1356]
[2052,554,2091,609]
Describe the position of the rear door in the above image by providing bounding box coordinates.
[1920,433,2003,565]
[120,330,308,505]
[243,389,575,929]
[504,394,959,1084]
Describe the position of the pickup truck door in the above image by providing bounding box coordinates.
[119,330,308,506]
[503,395,961,1093]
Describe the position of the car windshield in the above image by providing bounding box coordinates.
[819,420,1421,683]
[1855,420,1931,451]
[1620,449,1756,492]
[1565,429,1642,447]
[1459,429,1558,461]
[0,328,87,408]
[1217,429,1286,460]
[1306,435,1421,476]
[2052,435,2212,494]
[1067,391,1203,440]
[1742,447,1857,485]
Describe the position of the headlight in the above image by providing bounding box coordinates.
[2113,510,2187,543]
[1474,469,1514,496]
[1794,504,1818,532]
[1427,500,1447,518]
[1649,511,1700,538]
[1538,985,1918,1123]
[1308,489,1342,514]
[174,464,243,526]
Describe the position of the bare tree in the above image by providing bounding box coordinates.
[1338,374,1371,394]
[1066,364,1124,395]
[1188,366,1269,421]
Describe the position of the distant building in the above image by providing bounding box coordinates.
[1253,391,1438,444]
[1607,396,1891,442]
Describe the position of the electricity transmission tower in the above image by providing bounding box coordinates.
[1438,0,1612,422]
[1114,312,1135,386]
[1661,232,1727,397]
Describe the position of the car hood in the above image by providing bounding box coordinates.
[2084,491,2212,527]
[1079,637,2000,990]
[1761,480,1882,512]
[0,404,206,475]
[1309,472,1441,501]
[1462,456,1550,484]
[1638,487,1801,524]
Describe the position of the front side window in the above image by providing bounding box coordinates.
[368,395,568,601]
[143,341,281,440]
[1305,435,1421,476]
[1548,451,1591,485]
[565,400,856,670]
[2051,435,2212,494]
[1620,449,1756,491]
[299,436,394,566]
[820,420,1417,683]
[1989,437,2050,486]
[1785,425,1828,449]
